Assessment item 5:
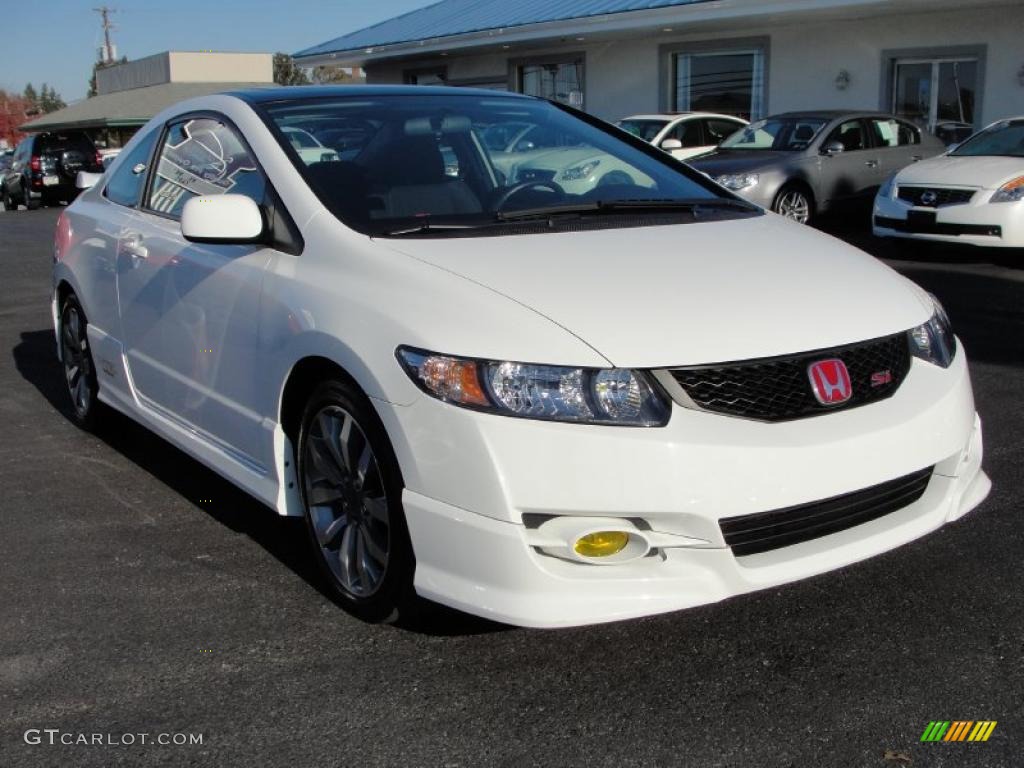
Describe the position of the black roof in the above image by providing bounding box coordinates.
[228,84,535,104]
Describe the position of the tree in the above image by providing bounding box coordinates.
[23,83,37,104]
[273,53,309,86]
[38,84,65,113]
[311,65,355,85]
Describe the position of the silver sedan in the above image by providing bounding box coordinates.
[689,111,946,224]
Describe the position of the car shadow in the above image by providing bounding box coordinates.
[11,328,508,637]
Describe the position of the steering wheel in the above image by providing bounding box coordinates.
[493,180,564,211]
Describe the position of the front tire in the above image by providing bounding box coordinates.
[296,379,417,623]
[59,294,101,429]
[773,184,813,224]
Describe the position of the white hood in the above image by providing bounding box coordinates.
[896,154,1024,190]
[382,214,933,368]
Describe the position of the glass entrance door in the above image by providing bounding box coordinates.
[893,58,977,133]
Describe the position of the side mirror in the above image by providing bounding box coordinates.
[76,171,103,190]
[660,138,683,151]
[181,195,265,244]
[822,140,845,156]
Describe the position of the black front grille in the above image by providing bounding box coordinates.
[515,168,557,183]
[719,467,933,556]
[670,333,911,422]
[874,215,1002,238]
[897,186,975,207]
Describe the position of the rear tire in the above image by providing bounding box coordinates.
[59,294,102,430]
[25,182,40,210]
[296,379,419,623]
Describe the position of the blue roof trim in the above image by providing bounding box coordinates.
[295,0,713,58]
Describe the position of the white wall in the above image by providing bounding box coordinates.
[365,4,1024,125]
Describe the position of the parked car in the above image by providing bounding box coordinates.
[281,126,340,164]
[1,131,103,210]
[689,111,946,224]
[56,86,988,628]
[934,121,976,148]
[616,112,748,161]
[873,116,1024,248]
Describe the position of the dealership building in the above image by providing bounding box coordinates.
[294,0,1024,133]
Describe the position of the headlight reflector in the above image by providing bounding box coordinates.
[560,160,601,181]
[908,297,956,368]
[990,175,1024,203]
[398,348,669,426]
[716,173,759,191]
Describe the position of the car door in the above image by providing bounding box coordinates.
[871,118,929,180]
[818,118,880,204]
[116,115,274,469]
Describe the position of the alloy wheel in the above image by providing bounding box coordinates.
[775,189,811,224]
[301,405,391,598]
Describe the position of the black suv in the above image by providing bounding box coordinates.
[1,131,102,210]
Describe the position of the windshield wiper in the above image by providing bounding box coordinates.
[496,197,758,222]
[378,220,486,236]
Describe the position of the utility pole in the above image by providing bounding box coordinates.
[93,6,118,64]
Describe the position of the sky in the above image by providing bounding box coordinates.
[0,0,431,102]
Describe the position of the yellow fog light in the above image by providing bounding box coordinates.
[574,531,630,558]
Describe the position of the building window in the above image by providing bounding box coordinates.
[892,58,978,133]
[672,48,765,120]
[515,56,584,108]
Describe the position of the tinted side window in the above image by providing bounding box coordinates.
[869,118,900,148]
[897,121,920,146]
[146,117,265,219]
[668,120,704,147]
[104,129,159,207]
[705,119,743,143]
[827,120,866,152]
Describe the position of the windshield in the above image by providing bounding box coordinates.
[950,120,1024,158]
[262,93,737,236]
[616,119,670,142]
[719,118,829,151]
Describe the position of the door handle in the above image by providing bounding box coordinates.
[864,160,879,168]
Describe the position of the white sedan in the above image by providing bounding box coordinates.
[874,117,1024,247]
[57,86,989,628]
[616,112,748,160]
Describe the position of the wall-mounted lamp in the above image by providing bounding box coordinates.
[834,70,851,91]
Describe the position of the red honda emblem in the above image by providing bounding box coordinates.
[807,359,852,405]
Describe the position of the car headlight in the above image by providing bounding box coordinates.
[716,173,759,191]
[397,347,670,426]
[877,173,898,200]
[560,160,601,181]
[990,175,1024,203]
[908,296,956,368]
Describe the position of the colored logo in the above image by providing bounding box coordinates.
[920,190,938,206]
[807,359,852,405]
[920,721,997,742]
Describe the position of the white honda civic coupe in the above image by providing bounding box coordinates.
[874,116,1024,248]
[54,86,990,628]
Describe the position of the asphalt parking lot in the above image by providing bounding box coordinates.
[1,206,1021,768]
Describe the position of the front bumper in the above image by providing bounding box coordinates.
[378,346,989,627]
[873,192,1024,248]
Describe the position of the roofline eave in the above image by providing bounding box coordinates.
[292,0,900,67]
